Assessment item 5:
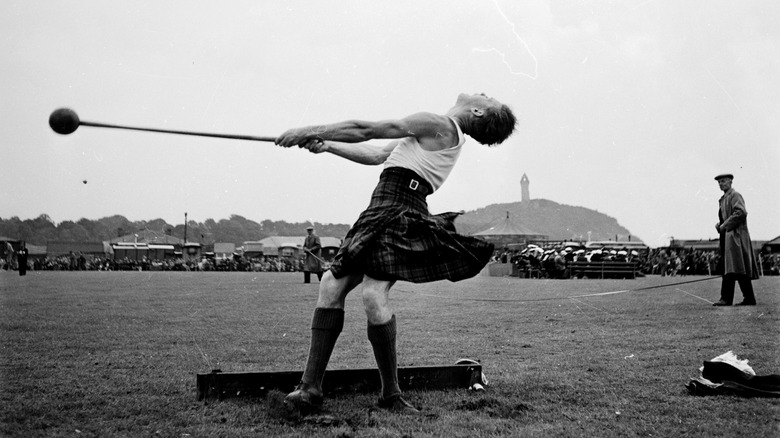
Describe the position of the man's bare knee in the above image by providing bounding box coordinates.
[316,271,361,308]
[362,276,394,325]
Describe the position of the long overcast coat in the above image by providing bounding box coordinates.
[303,233,322,273]
[718,188,759,278]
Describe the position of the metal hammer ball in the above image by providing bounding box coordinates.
[47,107,277,142]
[49,108,80,135]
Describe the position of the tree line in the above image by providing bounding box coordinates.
[0,214,352,247]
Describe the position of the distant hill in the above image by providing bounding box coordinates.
[455,199,639,243]
[2,199,638,247]
[0,214,351,247]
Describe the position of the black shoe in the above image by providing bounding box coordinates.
[735,300,756,306]
[712,300,731,306]
[377,394,420,414]
[284,382,323,413]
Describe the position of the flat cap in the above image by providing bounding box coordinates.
[714,173,733,180]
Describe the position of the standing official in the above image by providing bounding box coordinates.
[303,226,323,283]
[713,173,758,306]
[17,241,29,276]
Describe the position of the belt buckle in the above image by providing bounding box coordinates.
[409,179,419,191]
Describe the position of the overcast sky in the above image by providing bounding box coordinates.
[2,0,778,247]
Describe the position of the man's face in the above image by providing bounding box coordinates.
[717,177,733,192]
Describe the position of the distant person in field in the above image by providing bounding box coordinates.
[275,93,517,414]
[3,241,13,270]
[302,226,323,283]
[17,241,28,276]
[712,173,758,306]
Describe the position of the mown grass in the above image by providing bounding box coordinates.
[1,271,778,437]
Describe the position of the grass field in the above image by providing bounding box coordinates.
[1,271,778,437]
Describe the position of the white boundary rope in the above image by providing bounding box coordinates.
[404,275,723,303]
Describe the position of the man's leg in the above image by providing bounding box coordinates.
[285,270,362,411]
[736,275,756,305]
[303,271,311,283]
[362,276,419,414]
[714,274,736,306]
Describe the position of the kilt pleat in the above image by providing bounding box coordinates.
[329,167,494,283]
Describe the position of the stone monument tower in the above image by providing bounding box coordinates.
[520,173,530,203]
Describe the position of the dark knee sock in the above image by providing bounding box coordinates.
[367,315,401,399]
[301,308,345,390]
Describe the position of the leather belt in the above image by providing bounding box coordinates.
[407,177,431,195]
[383,167,432,195]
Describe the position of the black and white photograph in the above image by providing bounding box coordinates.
[1,1,778,436]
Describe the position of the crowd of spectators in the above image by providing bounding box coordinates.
[643,248,720,276]
[645,248,779,277]
[491,244,648,279]
[489,244,780,279]
[759,252,780,276]
[3,247,778,277]
[1,251,324,273]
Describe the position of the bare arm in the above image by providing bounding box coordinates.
[301,139,399,165]
[277,120,407,144]
[275,112,453,147]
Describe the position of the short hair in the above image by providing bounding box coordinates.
[470,103,517,146]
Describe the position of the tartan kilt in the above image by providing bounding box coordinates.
[329,167,494,283]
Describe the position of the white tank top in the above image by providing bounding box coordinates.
[384,118,465,191]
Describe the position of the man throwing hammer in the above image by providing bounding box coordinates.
[274,93,517,414]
